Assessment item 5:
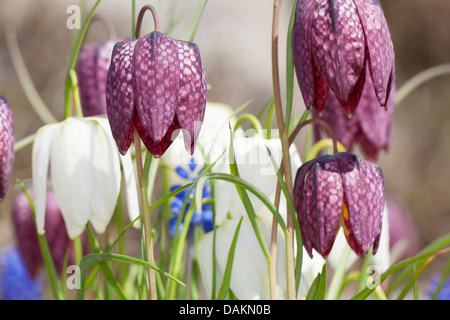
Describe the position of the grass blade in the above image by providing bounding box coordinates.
[217,217,244,300]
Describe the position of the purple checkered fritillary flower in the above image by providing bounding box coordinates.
[294,152,385,258]
[11,188,82,278]
[0,95,15,201]
[312,66,396,160]
[106,6,207,158]
[292,0,395,116]
[76,40,118,116]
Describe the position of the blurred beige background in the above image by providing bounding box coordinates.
[0,0,449,297]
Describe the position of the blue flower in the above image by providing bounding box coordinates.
[427,274,450,300]
[169,158,213,238]
[0,247,43,300]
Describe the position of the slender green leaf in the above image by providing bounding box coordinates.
[189,0,208,42]
[77,253,185,300]
[257,97,274,121]
[217,218,244,300]
[431,256,450,300]
[387,232,450,295]
[305,272,321,300]
[228,128,271,264]
[84,224,127,300]
[316,263,327,300]
[106,182,193,253]
[198,173,287,234]
[352,245,450,300]
[306,263,327,300]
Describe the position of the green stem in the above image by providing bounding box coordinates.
[395,63,450,105]
[5,27,57,124]
[271,0,296,300]
[64,0,102,119]
[234,113,263,134]
[69,70,83,117]
[73,235,83,267]
[132,0,136,39]
[14,134,35,153]
[134,130,158,300]
[304,139,346,162]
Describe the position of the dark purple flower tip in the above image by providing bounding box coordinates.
[313,66,396,160]
[0,95,15,201]
[106,31,207,157]
[293,152,385,258]
[76,40,119,117]
[11,188,84,278]
[292,0,395,116]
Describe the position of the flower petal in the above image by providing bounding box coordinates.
[50,118,94,239]
[135,112,180,158]
[354,0,395,107]
[337,154,385,255]
[76,43,98,115]
[298,157,344,258]
[371,203,390,272]
[175,41,207,154]
[106,40,138,155]
[119,146,141,229]
[292,0,317,109]
[133,31,180,143]
[357,74,395,158]
[87,118,121,234]
[32,123,59,235]
[0,96,15,201]
[311,0,365,108]
[76,41,116,117]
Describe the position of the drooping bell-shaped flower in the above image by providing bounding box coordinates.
[292,0,395,116]
[0,95,15,201]
[75,40,117,116]
[32,117,140,239]
[106,7,207,158]
[313,66,396,160]
[294,152,385,258]
[11,188,82,278]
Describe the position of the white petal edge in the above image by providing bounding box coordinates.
[50,118,94,239]
[88,118,121,234]
[32,123,60,235]
[92,116,141,229]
